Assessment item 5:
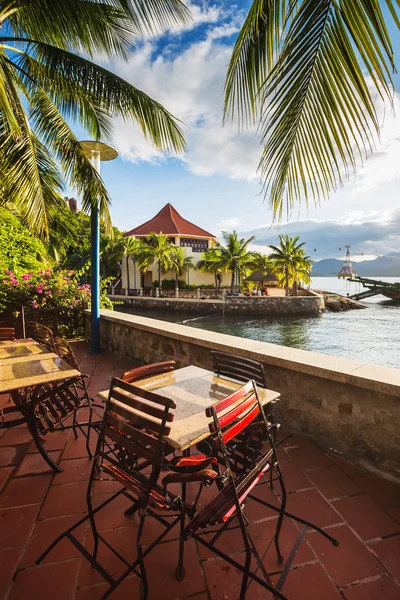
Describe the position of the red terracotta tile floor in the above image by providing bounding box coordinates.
[0,341,399,600]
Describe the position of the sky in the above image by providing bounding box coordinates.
[74,1,400,261]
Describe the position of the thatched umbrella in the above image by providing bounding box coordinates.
[246,270,278,285]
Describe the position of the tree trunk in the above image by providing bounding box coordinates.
[293,281,298,296]
[285,266,289,296]
[231,270,235,294]
[126,256,130,291]
[158,262,162,290]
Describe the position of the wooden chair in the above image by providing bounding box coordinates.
[122,360,176,383]
[184,380,339,600]
[37,377,218,599]
[26,321,57,352]
[0,327,15,341]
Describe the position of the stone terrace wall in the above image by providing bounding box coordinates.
[112,292,324,315]
[87,310,400,478]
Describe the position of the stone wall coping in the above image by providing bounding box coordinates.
[95,309,400,397]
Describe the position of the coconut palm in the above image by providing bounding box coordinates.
[123,236,145,290]
[269,235,309,296]
[136,233,174,290]
[224,1,400,219]
[197,247,224,290]
[169,248,195,287]
[200,232,257,294]
[0,0,190,238]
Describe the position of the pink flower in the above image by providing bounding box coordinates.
[32,300,38,309]
[21,273,32,281]
[36,284,44,294]
[45,290,52,295]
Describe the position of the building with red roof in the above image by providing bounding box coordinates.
[122,204,217,289]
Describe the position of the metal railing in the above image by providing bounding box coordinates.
[0,305,87,339]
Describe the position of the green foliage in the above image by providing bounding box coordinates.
[0,207,50,274]
[0,0,190,239]
[224,0,400,219]
[135,233,175,288]
[269,235,312,295]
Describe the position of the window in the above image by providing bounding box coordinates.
[180,238,208,253]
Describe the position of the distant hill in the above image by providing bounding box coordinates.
[312,253,400,277]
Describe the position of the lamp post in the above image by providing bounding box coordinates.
[79,141,118,353]
[233,253,240,295]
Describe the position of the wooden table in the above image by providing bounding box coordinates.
[98,365,280,452]
[0,338,81,472]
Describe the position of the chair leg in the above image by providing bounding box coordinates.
[27,413,62,473]
[87,489,100,560]
[137,512,149,599]
[274,461,286,563]
[176,505,186,581]
[239,548,252,600]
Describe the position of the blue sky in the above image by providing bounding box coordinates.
[73,1,400,261]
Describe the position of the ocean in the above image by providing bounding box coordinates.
[118,277,400,369]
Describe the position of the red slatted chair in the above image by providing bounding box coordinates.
[122,360,176,383]
[37,377,218,599]
[0,327,15,341]
[184,380,339,600]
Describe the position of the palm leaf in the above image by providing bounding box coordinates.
[11,43,186,152]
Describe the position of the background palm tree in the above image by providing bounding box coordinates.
[269,235,309,296]
[197,247,224,290]
[136,233,174,290]
[170,248,195,287]
[224,1,400,219]
[0,0,190,238]
[123,236,144,290]
[200,232,257,293]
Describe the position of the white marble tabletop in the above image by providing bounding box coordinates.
[0,339,80,393]
[98,365,280,451]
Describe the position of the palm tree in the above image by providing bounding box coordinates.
[224,1,399,219]
[269,235,309,296]
[123,236,144,290]
[200,232,257,294]
[197,247,224,290]
[0,0,190,239]
[136,233,174,290]
[169,248,195,287]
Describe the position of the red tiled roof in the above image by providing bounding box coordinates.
[124,203,215,239]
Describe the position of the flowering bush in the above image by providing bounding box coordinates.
[0,269,113,315]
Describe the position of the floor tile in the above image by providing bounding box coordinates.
[75,577,142,600]
[308,524,384,586]
[40,482,88,519]
[343,576,400,599]
[52,458,92,485]
[274,460,313,494]
[0,466,13,492]
[0,444,28,467]
[0,474,52,509]
[387,506,400,523]
[8,558,80,600]
[0,428,33,447]
[203,556,272,599]
[306,466,361,500]
[62,437,96,460]
[369,535,400,579]
[352,472,400,508]
[332,494,400,540]
[15,451,61,477]
[28,430,71,453]
[284,489,343,528]
[273,562,342,600]
[0,546,24,600]
[145,539,205,600]
[0,505,40,549]
[21,514,86,567]
[286,444,333,471]
[326,452,363,477]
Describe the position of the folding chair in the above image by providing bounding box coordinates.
[185,380,339,600]
[0,327,15,341]
[122,360,176,383]
[26,321,57,352]
[37,377,218,599]
[199,351,286,481]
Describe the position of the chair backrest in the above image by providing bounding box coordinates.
[122,361,176,384]
[54,336,79,369]
[0,327,15,341]
[26,321,56,352]
[184,380,272,534]
[98,377,176,484]
[210,351,267,388]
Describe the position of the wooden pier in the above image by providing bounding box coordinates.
[349,277,400,300]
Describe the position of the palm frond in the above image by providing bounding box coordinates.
[13,43,186,152]
[224,0,288,126]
